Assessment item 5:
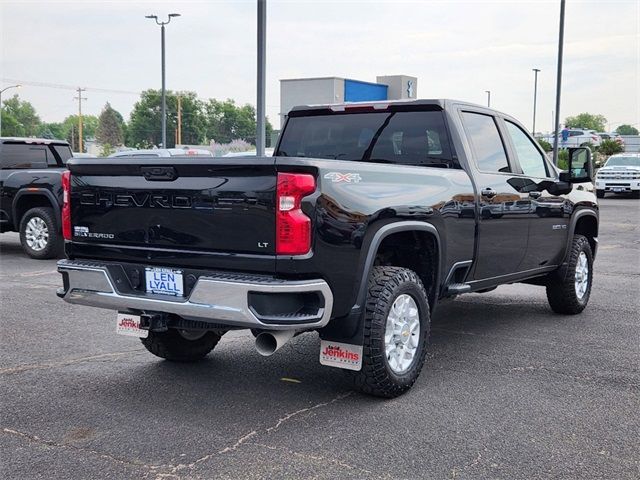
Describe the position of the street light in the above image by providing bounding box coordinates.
[532,68,541,135]
[485,90,491,108]
[0,84,22,136]
[146,13,181,148]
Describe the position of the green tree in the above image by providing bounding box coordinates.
[61,115,98,151]
[615,124,638,136]
[598,139,624,156]
[128,90,206,148]
[96,103,124,147]
[565,113,607,132]
[99,143,115,156]
[1,95,41,136]
[38,122,67,140]
[204,99,273,145]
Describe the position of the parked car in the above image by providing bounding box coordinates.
[598,132,625,147]
[223,148,274,157]
[109,148,213,158]
[57,99,598,398]
[0,137,72,258]
[595,153,640,198]
[543,129,602,148]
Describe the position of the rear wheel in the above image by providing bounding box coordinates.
[349,266,430,398]
[546,235,593,314]
[596,190,605,199]
[19,207,62,259]
[141,328,221,362]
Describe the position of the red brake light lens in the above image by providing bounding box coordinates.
[61,170,71,240]
[276,173,316,255]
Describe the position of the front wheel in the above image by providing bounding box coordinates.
[596,190,605,199]
[349,266,430,398]
[546,235,593,314]
[141,328,221,362]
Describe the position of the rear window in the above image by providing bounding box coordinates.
[0,143,48,169]
[53,144,73,164]
[276,110,458,168]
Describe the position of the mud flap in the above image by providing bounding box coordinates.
[318,307,364,371]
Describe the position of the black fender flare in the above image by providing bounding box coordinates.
[355,221,442,309]
[564,208,598,261]
[320,221,442,345]
[12,189,61,229]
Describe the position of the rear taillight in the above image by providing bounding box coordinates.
[61,170,71,240]
[276,172,316,255]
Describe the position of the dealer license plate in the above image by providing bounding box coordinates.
[145,267,184,296]
[613,187,623,193]
[116,313,148,338]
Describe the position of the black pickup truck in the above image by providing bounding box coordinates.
[57,100,598,397]
[1,137,73,258]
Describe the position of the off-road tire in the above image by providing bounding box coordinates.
[19,207,62,259]
[349,266,430,398]
[596,190,605,199]
[546,234,593,314]
[141,329,221,362]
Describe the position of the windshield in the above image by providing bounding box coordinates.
[276,109,458,168]
[605,156,640,167]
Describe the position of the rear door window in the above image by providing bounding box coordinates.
[460,112,511,173]
[0,144,48,169]
[52,145,73,164]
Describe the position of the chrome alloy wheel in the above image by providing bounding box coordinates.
[25,217,49,251]
[384,294,420,374]
[574,251,589,299]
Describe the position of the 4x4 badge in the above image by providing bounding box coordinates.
[324,172,362,184]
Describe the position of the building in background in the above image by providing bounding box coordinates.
[279,74,418,127]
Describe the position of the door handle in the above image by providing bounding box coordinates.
[481,188,497,198]
[529,191,542,199]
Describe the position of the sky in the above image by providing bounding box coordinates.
[1,0,639,134]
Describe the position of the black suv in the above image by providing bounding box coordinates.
[0,137,73,258]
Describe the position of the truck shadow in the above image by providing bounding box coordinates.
[86,290,562,424]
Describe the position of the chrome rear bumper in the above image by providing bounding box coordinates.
[57,260,333,330]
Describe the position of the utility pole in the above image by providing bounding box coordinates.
[485,90,491,108]
[552,0,566,166]
[177,95,182,145]
[256,0,267,156]
[74,87,87,153]
[532,68,541,135]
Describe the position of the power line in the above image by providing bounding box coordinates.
[2,78,140,95]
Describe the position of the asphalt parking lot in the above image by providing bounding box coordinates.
[1,197,638,480]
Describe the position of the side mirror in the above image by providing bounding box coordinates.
[559,147,593,183]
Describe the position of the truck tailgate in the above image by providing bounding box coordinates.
[66,157,277,270]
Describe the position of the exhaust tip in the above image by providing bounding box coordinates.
[255,332,278,356]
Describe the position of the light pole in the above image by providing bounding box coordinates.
[485,90,491,108]
[256,0,266,156]
[0,84,22,136]
[146,13,181,148]
[552,0,566,166]
[532,68,540,135]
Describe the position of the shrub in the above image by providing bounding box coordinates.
[557,149,569,170]
[536,138,552,152]
[598,139,624,157]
